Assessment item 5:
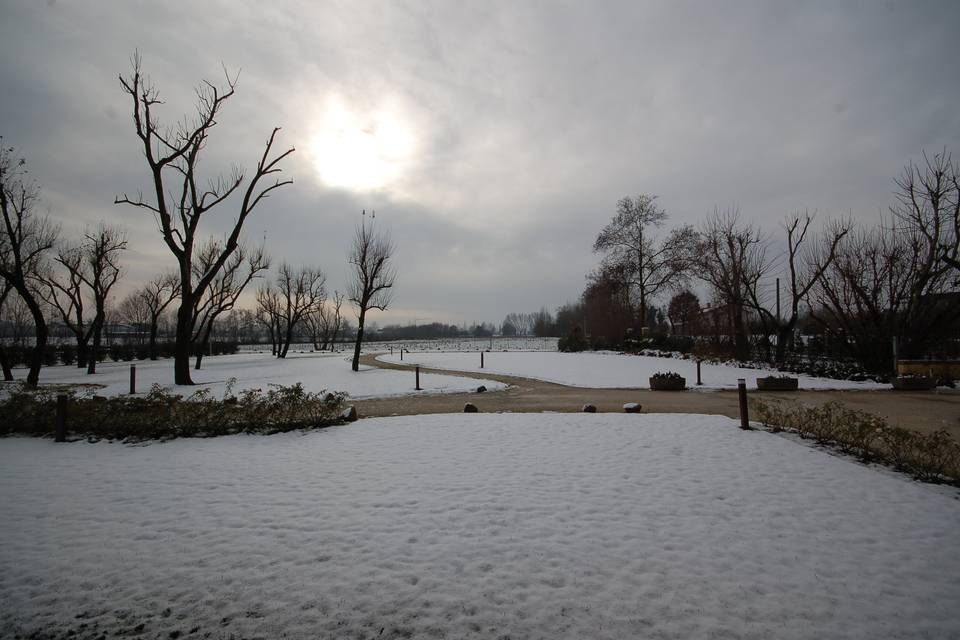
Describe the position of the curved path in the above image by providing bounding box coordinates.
[356,353,960,439]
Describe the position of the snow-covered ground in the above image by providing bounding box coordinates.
[2,413,958,639]
[379,351,887,390]
[10,351,504,399]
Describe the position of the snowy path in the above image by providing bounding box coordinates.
[2,413,958,639]
[377,351,887,390]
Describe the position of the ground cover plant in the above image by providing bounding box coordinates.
[0,381,347,441]
[750,397,960,485]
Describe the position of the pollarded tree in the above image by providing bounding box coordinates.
[349,212,396,372]
[0,142,58,387]
[115,54,293,385]
[594,195,695,329]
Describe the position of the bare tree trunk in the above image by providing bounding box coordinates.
[22,292,47,387]
[352,308,366,372]
[174,301,195,385]
[0,345,12,381]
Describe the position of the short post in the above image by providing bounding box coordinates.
[481,351,484,369]
[400,348,403,361]
[129,364,136,395]
[55,394,68,442]
[696,360,702,386]
[415,366,421,391]
[737,378,750,430]
[390,347,393,355]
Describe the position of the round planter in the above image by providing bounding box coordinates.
[649,377,686,391]
[890,376,938,391]
[756,376,799,391]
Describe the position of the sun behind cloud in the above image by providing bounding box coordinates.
[308,95,417,191]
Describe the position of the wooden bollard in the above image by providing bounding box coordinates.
[415,365,421,391]
[696,360,702,386]
[55,394,68,442]
[737,378,750,430]
[400,348,403,361]
[129,364,136,395]
[481,351,484,368]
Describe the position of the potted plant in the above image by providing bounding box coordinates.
[756,374,799,391]
[649,371,686,391]
[891,375,938,391]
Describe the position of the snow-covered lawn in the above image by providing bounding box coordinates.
[11,351,504,399]
[379,351,887,390]
[1,413,957,639]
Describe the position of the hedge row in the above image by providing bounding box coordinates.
[0,381,345,441]
[750,397,960,485]
[0,341,239,368]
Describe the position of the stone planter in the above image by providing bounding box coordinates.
[890,376,938,391]
[756,376,799,391]
[649,377,686,391]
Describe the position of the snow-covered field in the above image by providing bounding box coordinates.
[10,351,504,399]
[2,414,958,639]
[379,351,887,390]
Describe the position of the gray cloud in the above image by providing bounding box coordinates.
[2,0,958,326]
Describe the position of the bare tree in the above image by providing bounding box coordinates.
[192,240,268,369]
[255,285,283,355]
[41,225,126,374]
[273,263,326,358]
[890,149,959,290]
[348,212,396,371]
[306,290,343,351]
[0,281,14,380]
[695,208,768,361]
[0,142,58,387]
[135,271,180,359]
[743,213,849,365]
[115,54,293,385]
[40,244,90,367]
[594,195,695,328]
[117,290,151,345]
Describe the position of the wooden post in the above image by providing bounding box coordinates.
[400,348,403,361]
[129,364,136,395]
[737,378,750,430]
[55,395,68,442]
[481,351,484,369]
[696,360,702,386]
[415,366,421,391]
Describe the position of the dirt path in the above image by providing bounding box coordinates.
[356,353,960,439]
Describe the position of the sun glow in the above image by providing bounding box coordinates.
[309,97,417,191]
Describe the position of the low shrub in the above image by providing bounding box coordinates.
[750,397,960,485]
[0,381,348,442]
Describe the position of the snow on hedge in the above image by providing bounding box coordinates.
[2,413,957,638]
[18,351,504,399]
[378,351,887,390]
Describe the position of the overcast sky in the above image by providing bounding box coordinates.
[2,0,958,327]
